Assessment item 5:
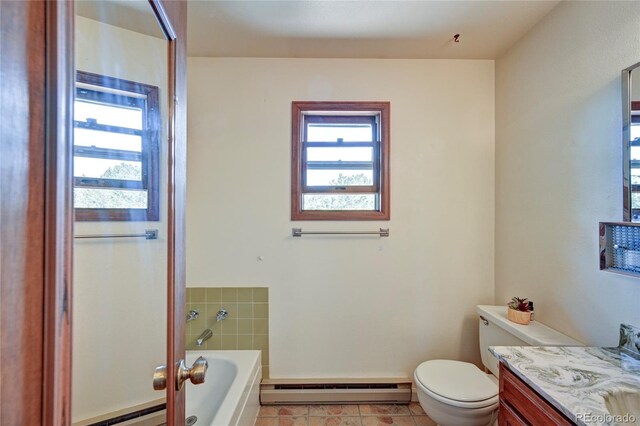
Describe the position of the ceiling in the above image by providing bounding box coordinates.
[187,0,560,59]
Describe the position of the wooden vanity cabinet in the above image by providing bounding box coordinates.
[499,362,575,426]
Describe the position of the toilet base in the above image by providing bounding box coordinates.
[416,388,498,426]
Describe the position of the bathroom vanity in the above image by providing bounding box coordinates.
[499,362,573,425]
[491,345,640,426]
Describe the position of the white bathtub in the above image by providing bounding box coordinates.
[186,350,261,426]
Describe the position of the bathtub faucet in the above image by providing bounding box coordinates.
[196,328,213,347]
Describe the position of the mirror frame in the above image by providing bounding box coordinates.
[622,62,640,221]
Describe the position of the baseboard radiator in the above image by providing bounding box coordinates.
[260,378,412,405]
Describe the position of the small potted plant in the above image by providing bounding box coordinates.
[507,297,531,325]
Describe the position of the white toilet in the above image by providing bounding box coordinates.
[413,305,581,426]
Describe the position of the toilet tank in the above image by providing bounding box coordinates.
[476,305,582,377]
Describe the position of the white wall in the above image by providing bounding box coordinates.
[495,1,640,346]
[187,58,495,378]
[73,16,167,422]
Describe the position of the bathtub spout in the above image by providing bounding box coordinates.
[196,329,213,347]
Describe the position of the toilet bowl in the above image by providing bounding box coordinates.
[413,305,582,426]
[414,359,498,426]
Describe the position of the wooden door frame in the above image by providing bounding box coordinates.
[154,0,188,423]
[1,1,73,425]
[0,0,187,424]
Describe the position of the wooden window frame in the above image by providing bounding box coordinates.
[291,101,390,220]
[74,71,160,221]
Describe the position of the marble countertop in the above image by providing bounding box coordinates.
[490,345,640,425]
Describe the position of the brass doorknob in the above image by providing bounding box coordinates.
[153,357,208,391]
[176,356,208,390]
[153,365,167,390]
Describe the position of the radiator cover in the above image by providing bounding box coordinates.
[260,378,412,405]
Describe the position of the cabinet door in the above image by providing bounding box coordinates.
[499,401,529,426]
[499,362,574,426]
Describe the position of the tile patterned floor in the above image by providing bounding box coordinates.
[255,403,436,426]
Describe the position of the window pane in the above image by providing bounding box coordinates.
[74,188,148,209]
[303,194,376,210]
[75,128,142,152]
[75,99,143,129]
[631,124,640,142]
[307,147,372,162]
[74,158,142,181]
[306,170,373,186]
[307,124,372,142]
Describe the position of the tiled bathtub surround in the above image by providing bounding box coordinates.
[255,403,436,426]
[186,287,269,377]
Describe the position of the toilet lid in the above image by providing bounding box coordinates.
[415,360,497,403]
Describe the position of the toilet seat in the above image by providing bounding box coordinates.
[414,360,499,409]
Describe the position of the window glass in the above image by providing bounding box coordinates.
[306,170,373,187]
[306,124,373,142]
[74,71,159,221]
[75,98,143,129]
[74,128,142,152]
[74,158,142,181]
[307,147,372,162]
[302,194,376,210]
[74,188,148,209]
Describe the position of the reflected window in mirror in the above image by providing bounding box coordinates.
[74,71,160,221]
[631,101,640,220]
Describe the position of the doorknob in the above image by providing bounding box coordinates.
[176,356,208,390]
[153,364,168,390]
[153,356,208,391]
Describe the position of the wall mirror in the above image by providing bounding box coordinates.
[73,1,170,423]
[622,62,640,221]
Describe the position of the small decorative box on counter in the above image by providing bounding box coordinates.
[599,222,640,277]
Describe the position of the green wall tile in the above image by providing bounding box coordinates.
[220,335,237,350]
[253,303,268,318]
[221,288,238,302]
[191,288,206,303]
[237,303,253,318]
[238,319,253,334]
[206,288,222,303]
[238,335,253,349]
[237,288,253,302]
[253,288,268,302]
[219,318,238,335]
[253,318,268,334]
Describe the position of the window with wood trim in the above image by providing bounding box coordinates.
[291,101,390,220]
[74,71,160,221]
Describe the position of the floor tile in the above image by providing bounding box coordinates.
[359,405,411,416]
[412,416,436,426]
[258,406,280,417]
[276,405,310,416]
[309,416,362,426]
[408,402,425,416]
[256,416,310,426]
[278,417,309,426]
[255,418,279,426]
[361,416,415,426]
[309,405,360,416]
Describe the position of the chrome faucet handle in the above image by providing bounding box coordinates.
[186,309,200,322]
[216,309,229,322]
